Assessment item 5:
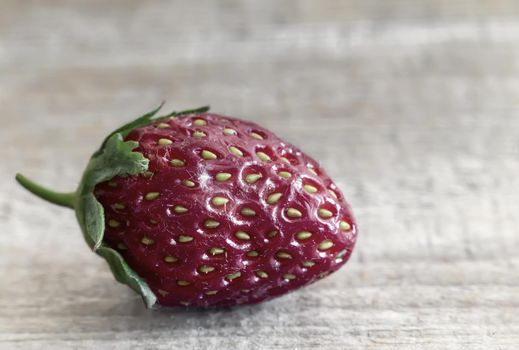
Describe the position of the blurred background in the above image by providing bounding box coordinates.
[1,1,518,349]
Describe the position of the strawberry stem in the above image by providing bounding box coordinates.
[15,173,76,209]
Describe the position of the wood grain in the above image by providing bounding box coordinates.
[1,1,518,349]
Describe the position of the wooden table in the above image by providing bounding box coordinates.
[1,1,518,349]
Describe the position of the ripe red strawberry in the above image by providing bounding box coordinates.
[16,105,357,308]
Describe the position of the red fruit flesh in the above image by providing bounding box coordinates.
[94,113,357,307]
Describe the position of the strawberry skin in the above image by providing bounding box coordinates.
[94,113,357,307]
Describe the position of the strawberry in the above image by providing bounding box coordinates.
[16,105,357,308]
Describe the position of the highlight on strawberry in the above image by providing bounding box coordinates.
[16,104,357,308]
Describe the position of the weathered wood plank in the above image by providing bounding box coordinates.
[1,1,518,349]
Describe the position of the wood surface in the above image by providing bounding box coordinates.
[1,1,518,349]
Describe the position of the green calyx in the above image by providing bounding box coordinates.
[15,103,210,309]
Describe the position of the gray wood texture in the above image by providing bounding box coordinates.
[1,1,518,349]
